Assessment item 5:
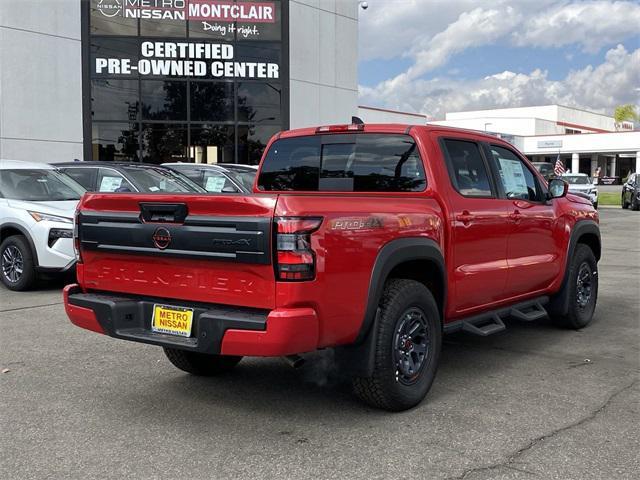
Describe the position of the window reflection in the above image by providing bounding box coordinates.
[238,125,280,165]
[92,79,139,121]
[190,82,234,122]
[141,124,188,164]
[238,82,281,123]
[190,125,235,164]
[141,81,187,121]
[92,123,139,162]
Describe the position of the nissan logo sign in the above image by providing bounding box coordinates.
[96,0,122,18]
[152,227,172,250]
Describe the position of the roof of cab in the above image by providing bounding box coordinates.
[277,123,511,144]
[0,159,56,170]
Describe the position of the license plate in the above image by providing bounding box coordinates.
[151,304,194,337]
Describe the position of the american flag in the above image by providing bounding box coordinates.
[554,154,565,176]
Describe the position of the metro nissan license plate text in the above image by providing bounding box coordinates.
[152,304,193,337]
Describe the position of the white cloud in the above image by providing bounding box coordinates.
[359,0,640,64]
[358,1,640,118]
[516,1,640,52]
[359,45,640,119]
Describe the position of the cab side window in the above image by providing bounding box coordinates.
[441,139,493,197]
[488,145,542,202]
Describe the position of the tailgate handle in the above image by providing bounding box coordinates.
[139,203,188,224]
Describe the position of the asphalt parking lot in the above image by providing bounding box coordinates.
[1,208,638,480]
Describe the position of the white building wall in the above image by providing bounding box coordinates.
[522,131,640,155]
[289,0,359,128]
[0,0,83,162]
[446,105,559,123]
[429,117,553,136]
[358,106,426,125]
[555,105,617,132]
[443,105,621,134]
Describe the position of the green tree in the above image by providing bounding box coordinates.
[614,104,639,125]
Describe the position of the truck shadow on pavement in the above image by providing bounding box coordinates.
[100,315,589,424]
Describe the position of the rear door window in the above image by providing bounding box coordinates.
[258,134,426,192]
[441,139,493,197]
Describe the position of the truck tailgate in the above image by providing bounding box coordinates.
[76,193,277,309]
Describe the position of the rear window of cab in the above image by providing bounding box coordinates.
[257,133,426,192]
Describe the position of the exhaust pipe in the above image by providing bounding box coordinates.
[283,355,305,369]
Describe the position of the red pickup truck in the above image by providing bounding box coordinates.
[64,123,600,411]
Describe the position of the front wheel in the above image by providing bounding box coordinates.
[631,196,639,211]
[353,279,442,411]
[163,348,242,376]
[0,235,36,291]
[554,244,598,329]
[621,194,629,209]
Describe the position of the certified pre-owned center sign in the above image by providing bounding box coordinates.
[95,41,280,78]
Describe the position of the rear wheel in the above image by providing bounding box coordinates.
[0,235,36,291]
[163,348,242,376]
[555,244,598,329]
[353,279,441,411]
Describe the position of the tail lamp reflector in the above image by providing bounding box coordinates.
[275,217,322,281]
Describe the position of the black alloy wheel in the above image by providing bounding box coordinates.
[575,262,593,310]
[2,245,24,284]
[393,307,430,385]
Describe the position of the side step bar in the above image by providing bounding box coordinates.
[444,296,549,336]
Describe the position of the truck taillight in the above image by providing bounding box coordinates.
[73,208,82,263]
[275,217,322,281]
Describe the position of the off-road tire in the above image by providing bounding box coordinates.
[555,244,598,329]
[0,235,36,291]
[353,279,441,411]
[163,348,242,376]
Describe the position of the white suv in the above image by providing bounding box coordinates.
[0,160,85,290]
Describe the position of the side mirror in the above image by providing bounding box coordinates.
[548,178,568,199]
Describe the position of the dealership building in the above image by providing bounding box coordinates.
[430,105,640,182]
[0,0,359,164]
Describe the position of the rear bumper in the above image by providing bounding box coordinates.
[63,284,319,356]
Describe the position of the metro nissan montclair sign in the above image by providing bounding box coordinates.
[94,0,279,79]
[97,0,276,22]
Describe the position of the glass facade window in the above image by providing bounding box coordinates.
[92,123,139,162]
[85,0,287,165]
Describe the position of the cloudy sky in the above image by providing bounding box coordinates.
[357,0,640,119]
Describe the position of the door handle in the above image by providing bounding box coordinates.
[456,211,474,225]
[509,210,522,223]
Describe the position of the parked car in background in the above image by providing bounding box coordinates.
[621,173,639,210]
[532,162,555,181]
[54,162,205,194]
[0,160,85,290]
[561,173,598,208]
[164,163,258,193]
